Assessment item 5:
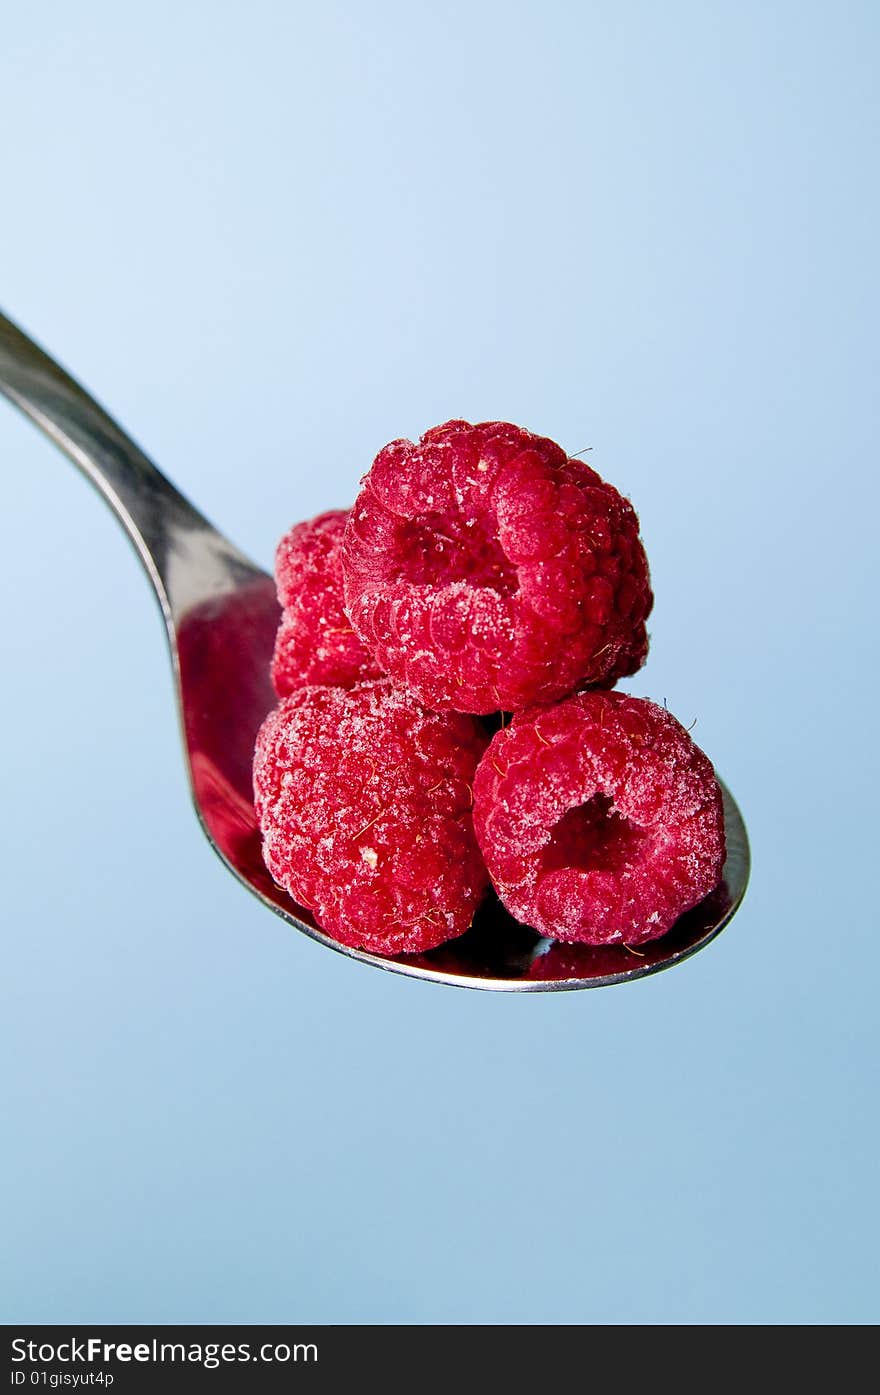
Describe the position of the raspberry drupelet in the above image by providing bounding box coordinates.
[271,509,382,696]
[472,692,725,946]
[341,420,652,714]
[253,679,490,955]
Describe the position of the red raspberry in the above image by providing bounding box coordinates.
[271,509,382,696]
[472,692,725,946]
[253,679,490,955]
[342,420,652,713]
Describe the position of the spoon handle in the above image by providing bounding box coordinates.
[0,309,264,626]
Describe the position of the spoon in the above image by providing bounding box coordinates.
[0,309,749,991]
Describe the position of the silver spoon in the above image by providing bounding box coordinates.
[0,309,749,991]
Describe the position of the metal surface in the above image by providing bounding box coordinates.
[0,309,750,991]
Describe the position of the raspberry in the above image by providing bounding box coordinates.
[252,679,490,955]
[472,692,725,945]
[342,420,652,713]
[270,509,382,696]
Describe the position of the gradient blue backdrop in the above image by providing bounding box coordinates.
[2,1,877,1324]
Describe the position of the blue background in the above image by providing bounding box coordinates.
[1,1,877,1324]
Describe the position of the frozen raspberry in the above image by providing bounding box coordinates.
[472,692,725,946]
[253,679,490,955]
[270,509,382,695]
[341,420,652,713]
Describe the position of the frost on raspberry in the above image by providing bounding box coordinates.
[472,692,725,946]
[341,420,652,713]
[270,509,382,695]
[253,679,490,955]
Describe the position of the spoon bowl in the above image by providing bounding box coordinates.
[0,310,750,990]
